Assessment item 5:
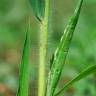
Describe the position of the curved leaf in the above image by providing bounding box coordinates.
[55,64,96,96]
[46,0,83,96]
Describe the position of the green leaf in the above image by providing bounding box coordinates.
[55,64,96,96]
[46,0,83,96]
[17,29,30,96]
[29,0,45,22]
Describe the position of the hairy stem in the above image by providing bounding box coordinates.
[38,0,49,96]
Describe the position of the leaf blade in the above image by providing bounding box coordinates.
[55,64,96,96]
[29,0,45,22]
[17,28,30,96]
[46,0,83,96]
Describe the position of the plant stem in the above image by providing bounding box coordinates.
[38,0,49,96]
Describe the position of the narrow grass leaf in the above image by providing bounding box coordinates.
[29,0,45,22]
[46,0,83,96]
[17,30,30,96]
[55,64,96,96]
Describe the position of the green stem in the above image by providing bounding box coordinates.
[38,0,49,96]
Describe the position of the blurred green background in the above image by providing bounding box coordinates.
[0,0,96,96]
